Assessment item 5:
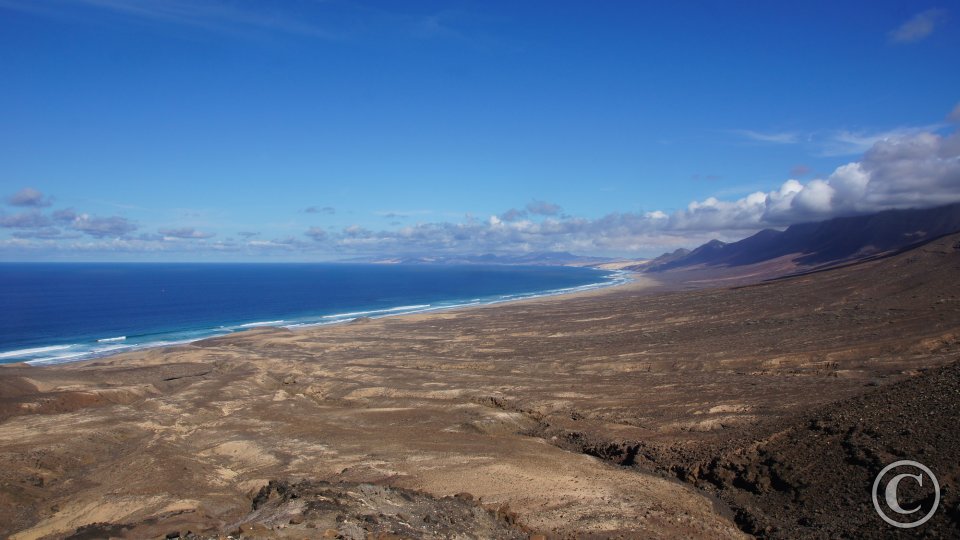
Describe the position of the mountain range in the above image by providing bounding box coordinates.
[640,202,960,274]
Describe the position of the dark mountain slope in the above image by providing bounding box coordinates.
[645,202,960,272]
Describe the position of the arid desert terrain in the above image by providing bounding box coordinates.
[2,233,960,539]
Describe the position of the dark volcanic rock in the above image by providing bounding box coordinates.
[696,360,960,539]
[241,479,528,539]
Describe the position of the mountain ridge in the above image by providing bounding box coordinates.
[642,202,960,273]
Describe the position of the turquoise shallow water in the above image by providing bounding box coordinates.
[0,263,626,365]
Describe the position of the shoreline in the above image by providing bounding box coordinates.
[6,268,642,368]
[2,233,958,538]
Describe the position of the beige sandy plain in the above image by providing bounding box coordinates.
[2,235,959,538]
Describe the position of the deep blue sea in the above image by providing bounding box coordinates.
[0,263,623,365]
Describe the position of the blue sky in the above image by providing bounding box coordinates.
[1,1,959,260]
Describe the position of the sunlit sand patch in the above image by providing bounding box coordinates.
[702,403,753,414]
[201,440,280,471]
[11,496,166,540]
[343,386,469,400]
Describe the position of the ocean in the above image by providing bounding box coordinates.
[0,263,624,365]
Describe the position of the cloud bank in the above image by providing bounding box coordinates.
[3,126,959,258]
[297,128,960,256]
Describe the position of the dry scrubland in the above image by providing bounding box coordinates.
[1,234,960,538]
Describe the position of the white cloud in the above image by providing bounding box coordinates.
[792,179,835,214]
[70,214,138,238]
[730,130,959,224]
[305,127,960,256]
[6,187,52,207]
[526,200,562,216]
[889,9,948,44]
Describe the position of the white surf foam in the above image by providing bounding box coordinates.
[319,304,432,319]
[14,269,632,366]
[0,344,76,359]
[238,320,285,328]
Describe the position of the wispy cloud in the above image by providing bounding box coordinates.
[731,129,801,144]
[950,102,960,123]
[158,227,215,239]
[304,206,336,215]
[0,0,486,44]
[0,0,341,39]
[818,125,943,156]
[733,124,946,156]
[374,210,433,219]
[889,9,948,43]
[12,227,78,240]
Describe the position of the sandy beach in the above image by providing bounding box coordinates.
[1,234,959,538]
